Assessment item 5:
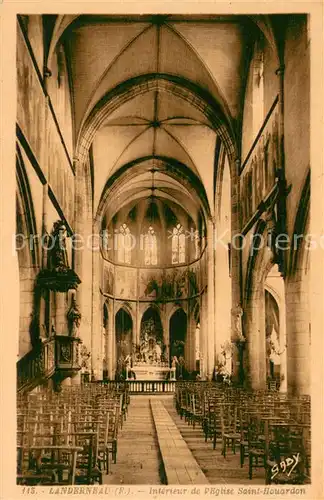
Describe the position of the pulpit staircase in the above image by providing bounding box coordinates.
[17,335,81,393]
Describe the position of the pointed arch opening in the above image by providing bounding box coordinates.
[115,308,133,367]
[169,308,187,365]
[139,307,164,364]
[264,264,287,391]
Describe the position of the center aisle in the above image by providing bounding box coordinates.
[103,395,171,485]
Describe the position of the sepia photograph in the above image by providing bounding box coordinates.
[0,3,323,498]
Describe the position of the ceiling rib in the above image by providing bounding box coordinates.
[109,125,152,173]
[81,23,154,131]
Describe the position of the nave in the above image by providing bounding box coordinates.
[12,12,317,492]
[17,382,310,486]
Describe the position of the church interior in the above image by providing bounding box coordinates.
[14,13,314,487]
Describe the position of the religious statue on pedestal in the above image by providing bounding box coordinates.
[67,293,81,337]
[51,220,69,272]
[155,342,162,363]
[231,304,245,343]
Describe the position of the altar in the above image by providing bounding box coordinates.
[128,315,173,381]
[131,362,171,381]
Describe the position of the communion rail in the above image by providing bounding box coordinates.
[92,380,176,393]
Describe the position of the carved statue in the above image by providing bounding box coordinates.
[172,356,178,368]
[80,345,91,373]
[67,294,81,337]
[50,220,69,272]
[155,343,162,363]
[232,304,245,342]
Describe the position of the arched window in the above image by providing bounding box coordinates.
[194,230,200,259]
[117,223,132,264]
[144,226,157,265]
[252,41,264,139]
[172,223,186,264]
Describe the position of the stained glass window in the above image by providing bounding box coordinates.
[117,223,132,264]
[144,226,157,265]
[172,223,186,264]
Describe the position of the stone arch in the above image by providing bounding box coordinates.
[264,282,281,305]
[244,218,270,306]
[139,302,162,326]
[264,286,281,381]
[115,307,133,364]
[169,307,188,364]
[115,301,134,321]
[95,156,211,223]
[140,305,163,338]
[76,74,238,164]
[16,146,40,268]
[166,303,185,326]
[139,306,164,363]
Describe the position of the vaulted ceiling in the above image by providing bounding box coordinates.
[49,15,263,224]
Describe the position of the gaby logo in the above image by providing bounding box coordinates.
[271,453,300,480]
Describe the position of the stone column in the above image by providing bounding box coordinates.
[73,157,93,377]
[200,292,208,379]
[245,287,267,390]
[136,269,141,346]
[112,299,116,376]
[183,303,190,369]
[279,299,287,392]
[61,377,71,387]
[136,302,141,345]
[286,274,310,395]
[207,218,215,379]
[107,299,114,380]
[91,230,103,380]
[188,313,197,371]
[161,306,169,363]
[230,159,242,383]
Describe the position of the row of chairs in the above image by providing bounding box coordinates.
[175,382,311,485]
[17,383,129,485]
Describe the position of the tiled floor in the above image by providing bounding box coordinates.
[103,395,266,486]
[103,395,164,484]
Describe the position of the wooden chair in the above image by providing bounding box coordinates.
[17,445,81,485]
[248,415,267,480]
[106,406,120,465]
[70,430,102,485]
[220,404,241,458]
[265,422,310,485]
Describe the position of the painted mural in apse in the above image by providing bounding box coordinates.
[115,267,137,299]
